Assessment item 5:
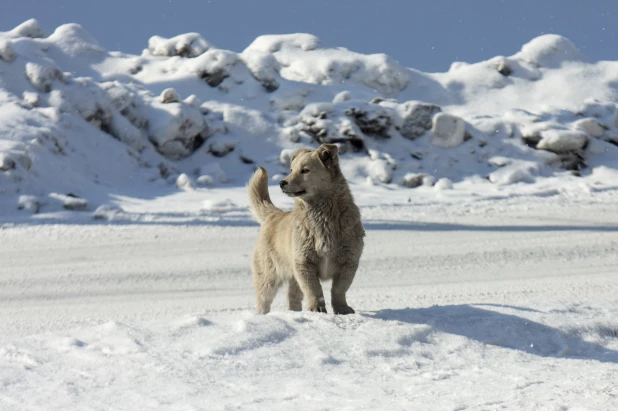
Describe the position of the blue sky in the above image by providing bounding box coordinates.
[2,0,617,71]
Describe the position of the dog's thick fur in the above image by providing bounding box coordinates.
[248,144,365,314]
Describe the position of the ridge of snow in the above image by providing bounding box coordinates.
[1,20,618,218]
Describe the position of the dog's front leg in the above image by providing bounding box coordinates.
[331,261,358,315]
[294,261,327,313]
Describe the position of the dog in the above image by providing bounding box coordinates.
[248,144,365,314]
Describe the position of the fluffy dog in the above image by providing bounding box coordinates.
[248,144,365,314]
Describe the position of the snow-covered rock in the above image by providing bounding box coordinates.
[49,193,89,211]
[92,204,123,220]
[148,33,212,58]
[398,101,441,140]
[536,130,588,154]
[183,94,201,108]
[434,178,453,190]
[190,49,239,87]
[196,175,215,187]
[368,159,395,184]
[176,173,195,190]
[345,104,393,139]
[22,91,40,107]
[147,102,209,159]
[400,173,428,188]
[208,141,235,158]
[160,88,181,104]
[488,164,536,185]
[0,39,15,61]
[25,62,64,93]
[17,195,42,213]
[431,113,467,148]
[0,153,15,171]
[9,18,45,38]
[241,50,281,92]
[573,118,605,138]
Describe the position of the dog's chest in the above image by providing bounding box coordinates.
[310,222,338,280]
[310,220,338,256]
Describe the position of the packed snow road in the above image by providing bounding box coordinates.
[1,198,618,409]
[1,205,617,341]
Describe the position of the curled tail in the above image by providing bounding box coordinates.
[248,167,281,223]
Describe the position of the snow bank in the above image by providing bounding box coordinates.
[2,19,618,215]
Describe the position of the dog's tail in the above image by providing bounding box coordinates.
[248,166,281,223]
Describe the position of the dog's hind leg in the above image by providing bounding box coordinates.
[254,277,280,314]
[331,262,358,315]
[287,277,304,311]
[252,263,281,314]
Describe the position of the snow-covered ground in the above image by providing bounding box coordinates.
[2,18,618,410]
[2,194,618,410]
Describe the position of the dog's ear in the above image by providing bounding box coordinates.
[317,144,339,168]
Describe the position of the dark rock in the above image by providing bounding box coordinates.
[399,102,442,140]
[209,141,235,157]
[199,69,229,87]
[522,134,542,149]
[345,106,392,139]
[496,60,512,76]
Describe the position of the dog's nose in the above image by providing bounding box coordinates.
[279,180,288,188]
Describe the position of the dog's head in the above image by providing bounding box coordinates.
[279,144,341,199]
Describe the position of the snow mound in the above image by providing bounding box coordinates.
[8,18,45,39]
[2,19,618,217]
[516,34,587,68]
[47,23,105,56]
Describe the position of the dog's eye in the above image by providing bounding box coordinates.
[301,168,310,174]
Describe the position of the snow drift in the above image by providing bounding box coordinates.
[2,19,618,216]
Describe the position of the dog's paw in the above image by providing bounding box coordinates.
[309,305,328,313]
[333,305,355,315]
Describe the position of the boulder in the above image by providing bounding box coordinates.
[399,102,441,140]
[431,113,466,148]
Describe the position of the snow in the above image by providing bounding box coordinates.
[2,196,618,409]
[148,33,212,58]
[515,34,587,68]
[1,16,618,409]
[3,19,618,218]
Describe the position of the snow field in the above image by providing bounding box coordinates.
[2,196,618,409]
